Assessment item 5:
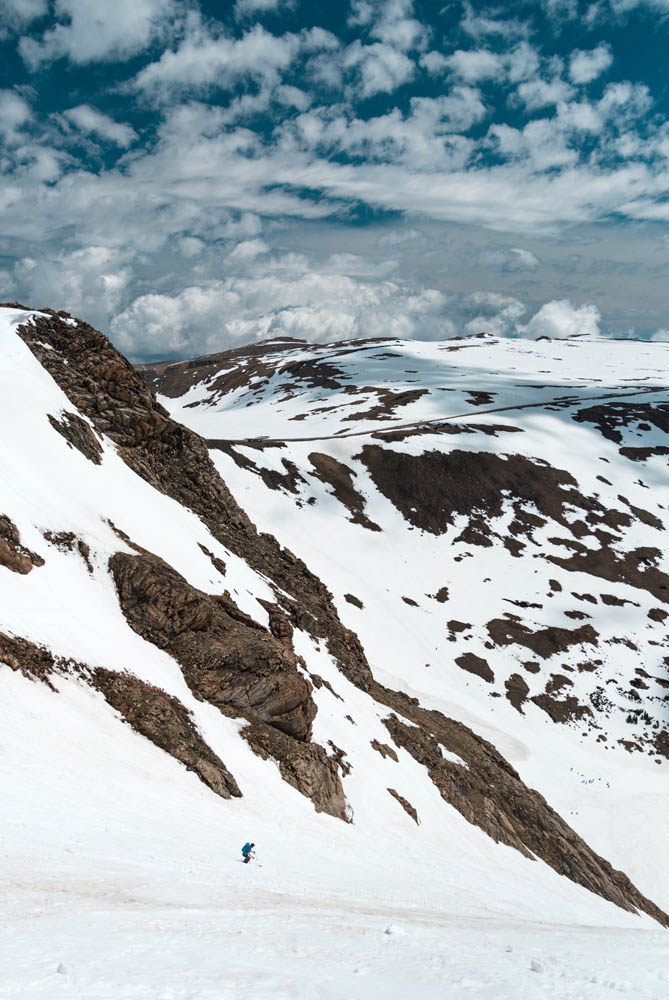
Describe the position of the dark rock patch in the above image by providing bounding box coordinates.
[43,530,93,573]
[455,653,494,683]
[377,690,668,927]
[402,596,418,607]
[548,545,669,606]
[487,618,598,659]
[370,739,399,762]
[48,411,103,465]
[601,593,638,607]
[309,452,381,531]
[387,788,419,823]
[0,630,58,688]
[109,550,317,741]
[532,693,593,724]
[198,543,227,578]
[342,386,428,422]
[648,607,668,623]
[344,593,363,609]
[242,721,348,820]
[92,669,241,799]
[356,446,621,549]
[430,587,449,603]
[505,673,530,712]
[0,515,44,575]
[522,660,541,674]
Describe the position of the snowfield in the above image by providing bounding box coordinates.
[2,308,669,999]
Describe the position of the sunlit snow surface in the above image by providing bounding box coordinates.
[2,309,669,999]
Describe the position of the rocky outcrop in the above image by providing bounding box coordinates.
[0,630,241,800]
[109,550,317,741]
[92,669,241,799]
[48,411,102,465]
[16,311,373,692]
[242,720,348,820]
[376,684,669,928]
[0,630,58,687]
[0,516,44,575]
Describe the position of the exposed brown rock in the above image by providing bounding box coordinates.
[308,452,381,531]
[344,593,363,609]
[370,739,399,762]
[43,530,93,572]
[0,632,241,797]
[17,312,373,694]
[387,788,419,823]
[455,653,494,683]
[0,515,44,575]
[0,630,58,688]
[198,543,227,578]
[109,550,317,741]
[487,618,598,659]
[242,720,348,819]
[505,673,530,712]
[376,687,668,927]
[92,669,241,799]
[48,411,102,465]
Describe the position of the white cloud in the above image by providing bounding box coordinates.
[520,299,601,339]
[569,44,613,84]
[14,246,133,323]
[461,4,527,40]
[132,23,299,97]
[344,41,416,98]
[651,328,669,341]
[234,0,295,17]
[514,76,575,110]
[19,0,175,68]
[2,0,48,30]
[440,48,504,83]
[110,269,453,358]
[479,246,540,272]
[63,106,137,147]
[227,238,270,260]
[0,90,32,144]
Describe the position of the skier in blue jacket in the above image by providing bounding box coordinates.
[241,842,255,864]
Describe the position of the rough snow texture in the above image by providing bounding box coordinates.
[2,308,669,998]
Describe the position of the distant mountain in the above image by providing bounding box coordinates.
[2,304,668,950]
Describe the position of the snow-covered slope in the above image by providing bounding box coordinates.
[2,306,669,998]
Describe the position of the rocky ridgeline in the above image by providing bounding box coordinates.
[2,305,667,927]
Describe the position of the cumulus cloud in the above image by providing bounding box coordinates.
[520,299,601,339]
[478,246,540,272]
[438,48,504,83]
[234,0,295,18]
[344,41,416,98]
[569,44,613,84]
[132,23,299,98]
[63,105,137,147]
[19,0,175,68]
[0,90,32,144]
[2,0,48,33]
[14,246,133,326]
[110,269,454,359]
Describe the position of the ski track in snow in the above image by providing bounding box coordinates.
[2,309,669,999]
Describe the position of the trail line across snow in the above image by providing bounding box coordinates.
[207,385,667,447]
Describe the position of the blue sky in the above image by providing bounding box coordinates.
[1,0,669,360]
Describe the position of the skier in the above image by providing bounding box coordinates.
[241,841,255,864]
